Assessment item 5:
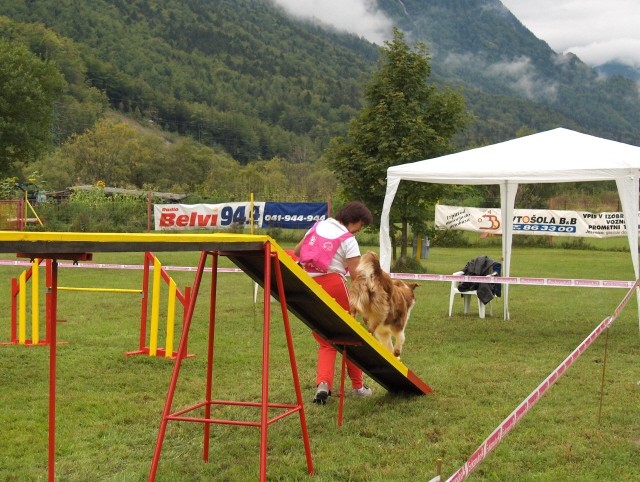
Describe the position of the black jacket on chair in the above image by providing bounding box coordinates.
[457,256,501,304]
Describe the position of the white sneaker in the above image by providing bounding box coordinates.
[313,381,330,404]
[352,385,372,397]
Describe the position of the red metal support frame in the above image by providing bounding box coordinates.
[336,340,364,427]
[148,245,313,481]
[47,259,58,482]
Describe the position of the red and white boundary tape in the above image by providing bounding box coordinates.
[0,260,634,288]
[389,272,634,289]
[441,279,639,482]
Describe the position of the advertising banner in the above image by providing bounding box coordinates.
[435,204,636,238]
[154,202,328,231]
[261,202,328,229]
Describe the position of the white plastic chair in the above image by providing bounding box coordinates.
[448,270,498,318]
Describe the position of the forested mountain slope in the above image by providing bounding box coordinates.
[1,0,379,164]
[1,0,638,172]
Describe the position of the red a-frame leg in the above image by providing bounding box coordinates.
[148,244,313,481]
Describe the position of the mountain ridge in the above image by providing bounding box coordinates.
[1,0,638,172]
[376,0,640,145]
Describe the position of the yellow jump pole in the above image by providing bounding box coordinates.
[31,258,40,344]
[18,271,27,344]
[57,287,143,294]
[165,279,177,358]
[250,192,254,235]
[149,256,162,356]
[25,198,43,226]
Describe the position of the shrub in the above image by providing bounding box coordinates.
[391,255,426,273]
[29,187,150,232]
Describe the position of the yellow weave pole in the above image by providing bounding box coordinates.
[31,259,40,344]
[250,192,254,234]
[165,279,177,358]
[25,198,43,226]
[18,271,27,344]
[149,257,162,356]
[57,287,143,294]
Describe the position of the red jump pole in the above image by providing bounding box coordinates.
[10,277,18,343]
[140,252,151,352]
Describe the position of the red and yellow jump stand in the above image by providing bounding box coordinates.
[4,255,94,347]
[8,257,48,346]
[127,251,193,359]
[5,251,192,359]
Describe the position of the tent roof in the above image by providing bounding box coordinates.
[380,128,640,323]
[387,128,640,185]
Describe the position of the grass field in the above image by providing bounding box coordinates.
[1,243,639,481]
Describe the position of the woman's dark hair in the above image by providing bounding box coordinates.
[335,201,373,226]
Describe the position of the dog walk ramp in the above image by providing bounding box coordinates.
[225,242,432,395]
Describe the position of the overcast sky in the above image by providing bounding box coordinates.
[502,0,640,67]
[271,0,640,68]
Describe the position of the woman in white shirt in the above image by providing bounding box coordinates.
[294,201,374,404]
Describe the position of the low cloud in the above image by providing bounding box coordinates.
[270,0,393,45]
[444,53,558,101]
[567,38,640,68]
[502,0,640,68]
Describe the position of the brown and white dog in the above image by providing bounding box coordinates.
[349,251,418,357]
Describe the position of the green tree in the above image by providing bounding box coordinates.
[327,28,468,261]
[0,39,65,175]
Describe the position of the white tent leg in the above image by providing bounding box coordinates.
[500,181,518,321]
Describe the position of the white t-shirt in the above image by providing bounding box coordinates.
[305,218,360,276]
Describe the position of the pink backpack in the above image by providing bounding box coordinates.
[299,222,353,273]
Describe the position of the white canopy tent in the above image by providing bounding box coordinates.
[380,128,640,322]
